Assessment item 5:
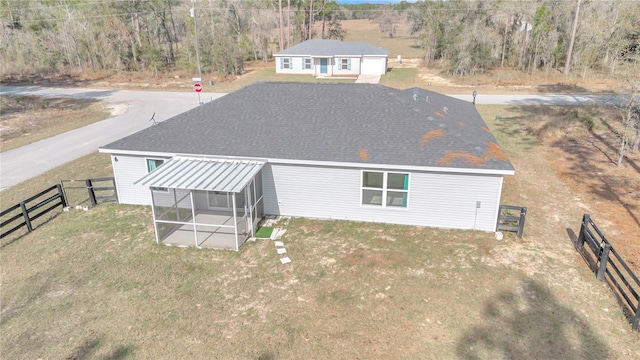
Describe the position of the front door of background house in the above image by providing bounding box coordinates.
[320,58,328,74]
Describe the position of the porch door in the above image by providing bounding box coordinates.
[207,191,232,210]
[320,58,328,74]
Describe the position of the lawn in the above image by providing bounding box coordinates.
[210,67,356,93]
[1,106,638,359]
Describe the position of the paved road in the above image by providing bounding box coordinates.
[0,86,225,190]
[451,93,624,106]
[0,86,625,190]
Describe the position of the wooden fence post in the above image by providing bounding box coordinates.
[19,202,33,233]
[578,214,587,247]
[86,179,97,206]
[56,183,68,208]
[516,207,527,239]
[596,243,611,281]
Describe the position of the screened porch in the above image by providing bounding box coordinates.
[136,157,265,251]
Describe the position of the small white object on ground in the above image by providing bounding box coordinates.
[271,228,287,239]
[280,257,291,264]
[274,241,284,247]
[495,232,504,240]
[277,248,287,255]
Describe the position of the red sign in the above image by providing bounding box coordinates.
[194,83,203,93]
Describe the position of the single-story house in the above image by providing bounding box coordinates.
[99,82,514,250]
[273,39,389,76]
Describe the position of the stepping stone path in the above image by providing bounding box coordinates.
[270,228,290,264]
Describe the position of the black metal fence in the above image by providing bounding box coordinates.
[0,184,67,240]
[496,205,527,238]
[578,214,640,331]
[0,177,116,242]
[61,177,117,207]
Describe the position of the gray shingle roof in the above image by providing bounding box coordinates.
[274,39,389,57]
[101,82,514,172]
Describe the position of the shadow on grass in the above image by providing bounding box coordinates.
[456,279,609,360]
[567,227,640,331]
[502,104,640,229]
[0,213,61,249]
[536,83,592,94]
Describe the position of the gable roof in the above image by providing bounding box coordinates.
[274,39,389,57]
[101,82,514,173]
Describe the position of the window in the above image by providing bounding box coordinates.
[304,58,312,70]
[340,58,351,70]
[282,57,291,69]
[146,158,167,192]
[362,171,409,208]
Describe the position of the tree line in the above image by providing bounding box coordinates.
[0,0,349,77]
[402,0,640,78]
[0,0,638,80]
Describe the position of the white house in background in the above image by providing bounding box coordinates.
[99,82,514,251]
[273,39,389,76]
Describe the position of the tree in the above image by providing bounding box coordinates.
[617,83,639,166]
[564,0,581,75]
[374,5,401,38]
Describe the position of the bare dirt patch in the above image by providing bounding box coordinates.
[0,95,109,152]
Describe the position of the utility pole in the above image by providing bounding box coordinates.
[565,0,581,76]
[191,0,203,105]
[278,0,284,51]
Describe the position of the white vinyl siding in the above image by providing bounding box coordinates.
[110,154,171,205]
[334,57,359,74]
[275,56,315,74]
[262,163,503,231]
[112,155,503,231]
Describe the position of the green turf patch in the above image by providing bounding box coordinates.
[254,226,273,238]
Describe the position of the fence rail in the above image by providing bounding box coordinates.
[496,205,527,238]
[578,214,640,331]
[0,184,67,239]
[61,177,117,206]
[1,177,116,241]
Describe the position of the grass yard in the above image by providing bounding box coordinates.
[208,67,356,93]
[2,106,639,358]
[0,96,110,152]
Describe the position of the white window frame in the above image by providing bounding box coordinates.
[282,57,291,69]
[146,158,168,192]
[361,171,409,209]
[340,58,351,70]
[304,58,312,70]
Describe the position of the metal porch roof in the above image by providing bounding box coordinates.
[135,157,265,193]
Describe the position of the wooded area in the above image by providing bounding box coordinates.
[0,0,638,79]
